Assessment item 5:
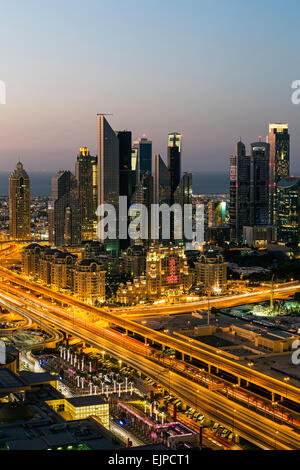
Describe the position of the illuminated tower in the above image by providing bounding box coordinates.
[97,114,120,255]
[168,132,182,202]
[117,130,133,251]
[249,140,270,226]
[75,146,97,240]
[146,244,191,298]
[9,162,31,240]
[133,135,152,184]
[229,140,250,242]
[49,170,81,246]
[268,123,290,225]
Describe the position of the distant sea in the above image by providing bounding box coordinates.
[0,171,229,197]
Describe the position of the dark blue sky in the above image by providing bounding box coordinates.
[1,0,300,173]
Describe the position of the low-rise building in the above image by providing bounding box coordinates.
[73,259,106,304]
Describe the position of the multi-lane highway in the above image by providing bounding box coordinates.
[1,265,300,406]
[0,285,300,449]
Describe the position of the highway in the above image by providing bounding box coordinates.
[0,287,300,449]
[1,265,300,405]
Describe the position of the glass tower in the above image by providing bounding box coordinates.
[97,114,120,255]
[268,123,290,226]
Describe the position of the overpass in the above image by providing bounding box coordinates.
[0,265,300,406]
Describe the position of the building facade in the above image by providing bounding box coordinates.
[146,244,192,298]
[9,162,31,240]
[194,252,227,294]
[97,115,120,255]
[73,259,106,304]
[277,177,300,247]
[268,123,290,226]
[75,147,97,241]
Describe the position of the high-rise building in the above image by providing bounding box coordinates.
[130,173,153,247]
[208,200,228,227]
[268,123,290,225]
[117,130,132,197]
[277,177,300,247]
[122,245,147,278]
[153,153,171,243]
[97,114,120,255]
[153,153,171,205]
[75,147,97,241]
[9,162,31,240]
[229,140,250,242]
[133,136,152,184]
[49,170,81,246]
[22,243,43,276]
[249,140,270,226]
[174,172,193,243]
[168,132,182,202]
[117,130,133,252]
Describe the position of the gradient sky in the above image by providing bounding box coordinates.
[1,0,300,175]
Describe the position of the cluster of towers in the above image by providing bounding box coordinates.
[8,117,189,250]
[229,123,290,244]
[48,116,190,253]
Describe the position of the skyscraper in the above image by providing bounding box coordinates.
[49,170,81,246]
[174,172,193,244]
[153,153,171,205]
[9,162,31,240]
[117,130,133,251]
[153,153,171,243]
[168,132,182,202]
[268,123,290,225]
[133,136,152,184]
[249,140,270,226]
[277,177,300,247]
[97,114,120,255]
[75,147,97,241]
[229,140,250,242]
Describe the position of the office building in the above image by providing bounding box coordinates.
[268,123,290,225]
[168,132,182,202]
[73,259,106,305]
[229,140,250,242]
[122,245,147,278]
[75,147,97,241]
[97,114,120,255]
[277,177,300,247]
[117,130,133,251]
[133,136,152,184]
[146,244,192,298]
[49,171,81,246]
[194,252,227,294]
[9,162,31,240]
[249,140,270,226]
[174,172,193,244]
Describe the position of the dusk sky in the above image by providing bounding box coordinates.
[1,0,300,174]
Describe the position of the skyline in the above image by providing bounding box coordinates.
[1,0,300,173]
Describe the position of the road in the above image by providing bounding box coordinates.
[1,266,300,405]
[0,287,300,449]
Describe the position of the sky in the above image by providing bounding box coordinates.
[1,0,300,175]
